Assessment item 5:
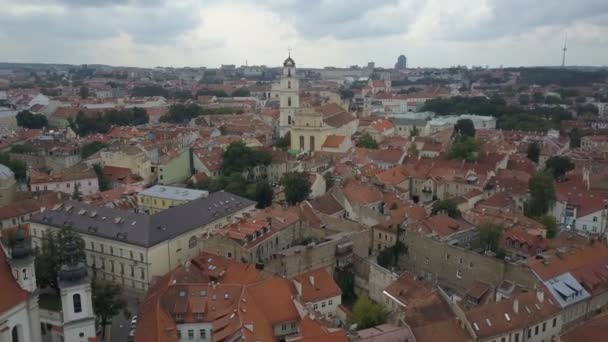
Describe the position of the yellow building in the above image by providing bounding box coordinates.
[138,185,209,214]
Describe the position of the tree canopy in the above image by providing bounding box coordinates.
[71,107,148,135]
[159,104,237,124]
[254,181,274,209]
[281,172,311,205]
[526,142,540,163]
[35,227,86,290]
[356,133,379,149]
[16,110,48,129]
[92,280,128,340]
[222,141,272,175]
[545,156,574,181]
[431,199,462,218]
[538,215,559,239]
[454,118,476,138]
[526,171,556,218]
[131,84,170,97]
[449,136,479,162]
[0,153,26,180]
[80,141,108,159]
[352,296,388,330]
[479,223,503,253]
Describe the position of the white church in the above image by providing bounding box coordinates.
[0,228,97,342]
[277,54,358,153]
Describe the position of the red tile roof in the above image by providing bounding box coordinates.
[342,178,383,205]
[322,135,346,148]
[561,313,608,342]
[0,249,29,315]
[294,268,341,304]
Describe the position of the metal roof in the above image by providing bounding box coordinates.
[139,185,209,201]
[28,191,255,248]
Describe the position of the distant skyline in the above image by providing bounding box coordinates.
[1,0,608,69]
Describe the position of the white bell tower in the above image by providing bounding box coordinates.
[58,238,96,342]
[279,51,299,137]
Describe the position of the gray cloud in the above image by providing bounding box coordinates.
[443,0,608,40]
[0,0,199,44]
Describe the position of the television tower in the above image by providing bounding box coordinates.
[561,34,568,67]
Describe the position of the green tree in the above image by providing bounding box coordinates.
[131,84,169,97]
[93,164,111,191]
[35,227,85,290]
[449,136,479,162]
[356,133,379,149]
[352,296,388,329]
[281,172,311,205]
[518,94,530,105]
[545,156,574,181]
[334,267,356,305]
[222,141,271,175]
[274,132,291,150]
[526,171,556,218]
[409,125,420,137]
[526,142,540,163]
[0,153,27,180]
[254,181,273,209]
[92,280,128,340]
[479,223,502,253]
[72,183,83,201]
[323,172,335,191]
[16,110,48,129]
[10,144,35,154]
[80,141,108,159]
[568,128,582,148]
[454,118,476,138]
[431,199,462,218]
[538,215,559,239]
[79,86,90,99]
[231,87,251,97]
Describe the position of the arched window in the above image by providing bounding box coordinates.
[299,136,305,150]
[22,269,27,280]
[11,325,20,342]
[287,68,291,77]
[73,293,82,313]
[288,97,292,107]
[310,136,315,151]
[288,81,291,89]
[288,116,292,125]
[188,236,197,249]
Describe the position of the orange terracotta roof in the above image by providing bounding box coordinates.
[561,313,608,342]
[294,268,341,303]
[0,249,29,314]
[321,135,345,148]
[413,318,472,342]
[342,178,383,205]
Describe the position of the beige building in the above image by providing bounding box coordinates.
[28,192,255,292]
[137,185,209,214]
[0,164,16,206]
[290,104,358,153]
[100,144,155,184]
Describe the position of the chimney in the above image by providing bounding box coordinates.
[513,298,519,314]
[309,276,315,287]
[536,288,544,303]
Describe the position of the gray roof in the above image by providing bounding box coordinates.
[544,272,590,308]
[28,191,255,247]
[0,164,15,179]
[139,185,209,201]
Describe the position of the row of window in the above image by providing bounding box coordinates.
[34,180,93,192]
[176,328,207,340]
[89,241,145,262]
[89,256,146,280]
[312,299,334,310]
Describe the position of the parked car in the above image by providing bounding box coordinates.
[130,315,137,328]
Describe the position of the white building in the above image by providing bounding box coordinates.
[425,114,496,135]
[278,55,300,137]
[293,268,342,321]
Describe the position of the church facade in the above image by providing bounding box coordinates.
[277,55,358,152]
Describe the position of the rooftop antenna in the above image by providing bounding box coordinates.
[561,33,568,68]
[288,46,292,57]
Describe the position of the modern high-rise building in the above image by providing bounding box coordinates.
[395,54,407,69]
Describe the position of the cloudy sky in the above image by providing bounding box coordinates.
[1,0,607,68]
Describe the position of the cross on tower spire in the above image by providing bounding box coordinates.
[288,46,292,57]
